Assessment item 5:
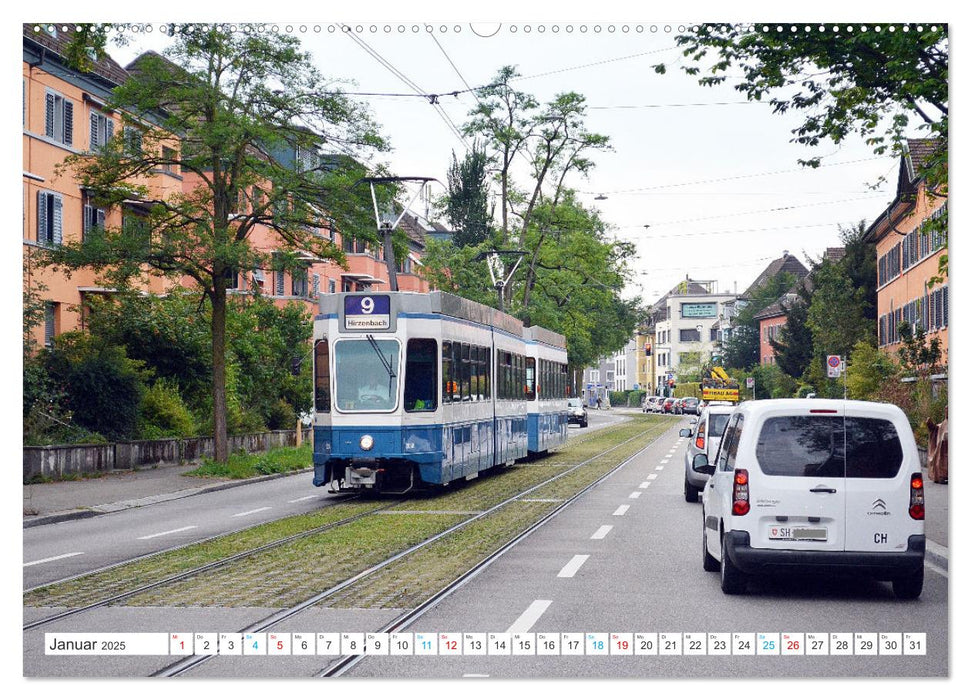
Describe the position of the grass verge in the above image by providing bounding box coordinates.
[184,444,312,479]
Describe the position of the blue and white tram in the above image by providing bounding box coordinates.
[524,326,570,455]
[311,291,566,493]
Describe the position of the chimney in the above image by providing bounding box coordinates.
[782,250,789,257]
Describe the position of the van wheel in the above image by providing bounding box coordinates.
[702,519,719,572]
[892,568,924,600]
[720,534,747,594]
[684,479,699,503]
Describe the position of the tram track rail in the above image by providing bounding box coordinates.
[150,419,673,677]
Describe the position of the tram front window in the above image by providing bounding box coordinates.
[334,338,400,411]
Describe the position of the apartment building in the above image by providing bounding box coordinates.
[649,279,736,394]
[865,139,948,365]
[23,25,430,351]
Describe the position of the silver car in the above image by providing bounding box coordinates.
[681,405,735,502]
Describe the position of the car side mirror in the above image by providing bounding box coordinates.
[692,453,715,476]
[690,419,698,425]
[679,428,691,437]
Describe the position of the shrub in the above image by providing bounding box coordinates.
[43,333,148,441]
[138,379,197,438]
[266,398,297,430]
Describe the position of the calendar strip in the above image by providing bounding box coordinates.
[44,632,927,656]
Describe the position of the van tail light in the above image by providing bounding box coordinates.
[909,472,925,520]
[732,468,750,516]
[695,435,705,450]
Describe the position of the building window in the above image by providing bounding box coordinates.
[328,279,336,294]
[36,191,63,246]
[44,302,58,347]
[161,146,178,175]
[292,268,309,297]
[123,125,143,155]
[89,110,114,150]
[82,195,106,242]
[679,328,701,343]
[45,90,74,146]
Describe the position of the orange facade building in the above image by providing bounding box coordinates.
[865,139,948,366]
[24,25,430,351]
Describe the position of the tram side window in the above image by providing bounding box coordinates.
[460,342,472,401]
[525,357,536,400]
[314,339,330,412]
[481,346,491,399]
[405,339,437,412]
[441,341,453,403]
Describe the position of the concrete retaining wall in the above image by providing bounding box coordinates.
[24,428,312,482]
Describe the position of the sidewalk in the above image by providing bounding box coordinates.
[22,442,949,572]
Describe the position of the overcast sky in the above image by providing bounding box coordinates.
[96,9,943,306]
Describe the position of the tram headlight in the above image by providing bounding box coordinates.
[360,434,374,451]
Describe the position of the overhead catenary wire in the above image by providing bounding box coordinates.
[340,25,469,150]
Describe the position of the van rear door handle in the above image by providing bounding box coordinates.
[810,487,837,493]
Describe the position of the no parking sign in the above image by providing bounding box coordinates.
[826,355,844,378]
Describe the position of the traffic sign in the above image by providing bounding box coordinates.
[746,377,755,389]
[826,355,843,378]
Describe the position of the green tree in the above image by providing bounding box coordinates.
[769,283,813,381]
[443,141,492,247]
[807,259,871,364]
[663,24,948,280]
[846,339,900,400]
[722,271,797,370]
[47,24,386,462]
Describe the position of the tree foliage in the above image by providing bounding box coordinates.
[47,24,386,461]
[665,23,947,186]
[444,141,492,247]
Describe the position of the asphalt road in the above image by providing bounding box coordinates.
[24,412,947,680]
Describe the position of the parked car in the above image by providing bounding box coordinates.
[695,399,925,598]
[681,397,700,415]
[567,397,588,428]
[662,397,676,414]
[673,398,687,414]
[644,396,663,413]
[680,405,735,502]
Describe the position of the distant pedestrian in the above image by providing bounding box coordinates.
[596,397,602,410]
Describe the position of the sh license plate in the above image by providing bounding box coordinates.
[768,526,827,541]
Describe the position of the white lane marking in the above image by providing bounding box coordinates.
[232,507,272,517]
[656,465,665,470]
[137,526,197,540]
[24,552,84,568]
[639,481,651,489]
[660,459,670,464]
[287,495,318,503]
[557,555,589,578]
[629,491,642,499]
[613,504,630,516]
[926,560,947,578]
[463,674,490,678]
[590,525,613,540]
[506,599,553,633]
[647,474,658,480]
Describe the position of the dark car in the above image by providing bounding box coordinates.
[681,397,700,415]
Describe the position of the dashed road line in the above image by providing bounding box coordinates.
[24,552,84,568]
[557,555,589,578]
[590,525,613,540]
[639,481,651,489]
[232,507,272,518]
[629,491,642,499]
[506,599,552,633]
[136,526,197,540]
[287,495,319,503]
[613,505,630,516]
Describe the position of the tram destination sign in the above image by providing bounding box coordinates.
[344,295,391,330]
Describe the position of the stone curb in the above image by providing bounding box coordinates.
[22,467,314,529]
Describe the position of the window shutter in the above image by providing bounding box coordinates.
[83,204,93,240]
[63,100,73,146]
[52,194,63,245]
[943,286,948,328]
[44,303,55,347]
[107,117,114,142]
[37,191,48,243]
[96,207,106,228]
[312,273,320,298]
[45,93,55,137]
[90,112,99,148]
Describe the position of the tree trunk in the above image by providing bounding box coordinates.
[211,284,229,464]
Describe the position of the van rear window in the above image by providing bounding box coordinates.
[755,416,903,479]
[707,413,730,437]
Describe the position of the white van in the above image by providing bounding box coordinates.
[694,399,925,598]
